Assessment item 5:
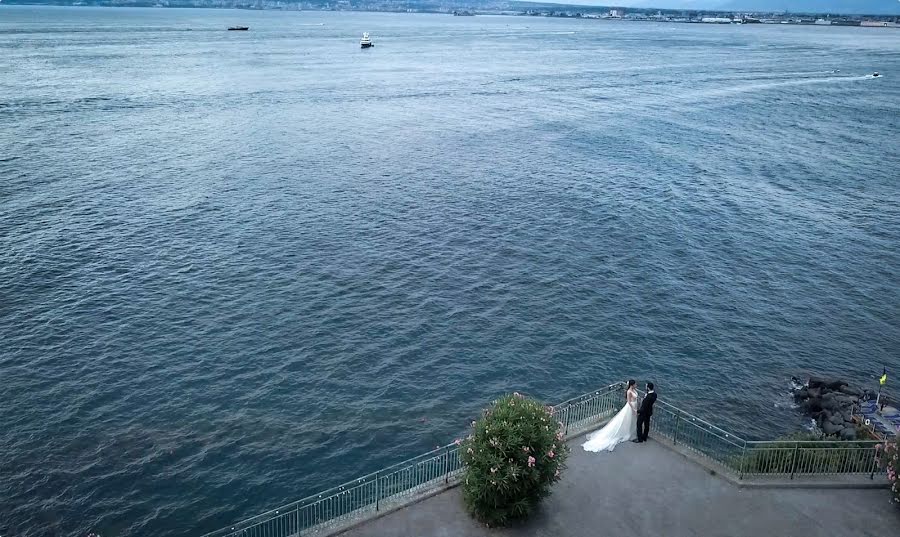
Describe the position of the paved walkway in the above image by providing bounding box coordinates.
[341,439,900,537]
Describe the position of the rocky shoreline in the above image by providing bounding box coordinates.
[791,377,878,440]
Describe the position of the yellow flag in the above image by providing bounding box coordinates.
[880,368,887,386]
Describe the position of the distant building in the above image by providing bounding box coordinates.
[861,20,897,27]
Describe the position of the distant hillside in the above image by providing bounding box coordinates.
[551,0,900,15]
[722,0,900,14]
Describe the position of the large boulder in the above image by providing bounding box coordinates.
[804,399,824,413]
[826,379,848,391]
[828,412,844,425]
[795,387,809,400]
[835,395,854,407]
[840,385,862,397]
[822,421,843,436]
[807,387,822,399]
[808,377,826,389]
[839,427,858,441]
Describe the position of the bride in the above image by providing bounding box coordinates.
[582,379,638,452]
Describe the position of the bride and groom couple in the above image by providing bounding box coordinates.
[582,380,657,452]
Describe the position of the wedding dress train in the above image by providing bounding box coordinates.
[581,388,637,452]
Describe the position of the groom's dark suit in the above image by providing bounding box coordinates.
[636,391,657,442]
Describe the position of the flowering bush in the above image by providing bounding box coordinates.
[876,434,899,505]
[460,392,569,526]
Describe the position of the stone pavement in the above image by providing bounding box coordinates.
[340,439,900,537]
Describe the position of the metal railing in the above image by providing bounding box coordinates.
[203,384,886,537]
[738,441,882,480]
[647,396,884,481]
[201,444,464,537]
[650,398,747,470]
[201,382,625,537]
[554,381,626,437]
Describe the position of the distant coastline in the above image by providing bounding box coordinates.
[3,1,900,22]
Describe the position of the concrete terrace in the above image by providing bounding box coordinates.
[339,439,900,537]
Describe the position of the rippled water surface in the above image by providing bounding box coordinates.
[2,6,899,536]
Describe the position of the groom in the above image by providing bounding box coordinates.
[633,382,657,443]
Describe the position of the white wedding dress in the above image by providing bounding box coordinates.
[582,388,638,452]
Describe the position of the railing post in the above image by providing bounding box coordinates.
[564,406,570,437]
[738,442,746,480]
[673,414,681,446]
[444,445,450,484]
[789,443,800,480]
[374,471,380,512]
[870,447,878,480]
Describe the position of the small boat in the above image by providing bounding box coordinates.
[872,72,881,77]
[360,32,374,48]
[228,26,249,31]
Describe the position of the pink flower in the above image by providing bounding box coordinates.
[548,450,555,459]
[876,444,883,451]
[490,467,498,474]
[454,438,462,446]
[471,421,477,427]
[522,446,530,453]
[527,456,536,468]
[556,431,564,440]
[467,447,474,454]
[554,468,560,477]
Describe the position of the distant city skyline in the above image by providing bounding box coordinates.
[531,0,900,15]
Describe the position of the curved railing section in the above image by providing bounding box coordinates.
[647,395,883,481]
[201,382,626,537]
[202,383,886,537]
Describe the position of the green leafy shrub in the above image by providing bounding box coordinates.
[460,392,568,526]
[876,434,899,506]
